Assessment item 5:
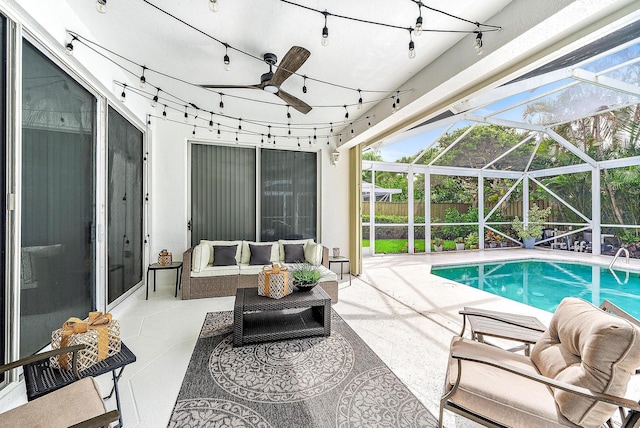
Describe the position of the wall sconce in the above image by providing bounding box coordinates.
[330,149,340,166]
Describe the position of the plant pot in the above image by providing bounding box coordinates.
[455,243,465,251]
[434,245,443,252]
[523,237,536,249]
[489,243,497,248]
[294,282,317,292]
[500,242,508,248]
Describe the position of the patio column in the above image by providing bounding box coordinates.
[370,166,376,256]
[425,169,431,253]
[523,174,530,229]
[408,166,414,254]
[592,165,601,255]
[478,172,484,250]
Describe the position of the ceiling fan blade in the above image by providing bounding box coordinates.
[269,46,310,87]
[277,89,312,114]
[199,84,262,89]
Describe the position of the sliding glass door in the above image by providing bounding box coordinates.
[107,107,143,303]
[21,40,96,357]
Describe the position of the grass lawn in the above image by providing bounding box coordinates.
[362,239,457,253]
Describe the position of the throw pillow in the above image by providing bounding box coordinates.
[212,245,238,266]
[304,242,323,266]
[191,243,210,272]
[283,243,305,263]
[249,244,273,265]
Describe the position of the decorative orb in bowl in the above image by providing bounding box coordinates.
[295,282,317,292]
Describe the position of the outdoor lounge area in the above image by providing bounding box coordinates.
[3,1,640,427]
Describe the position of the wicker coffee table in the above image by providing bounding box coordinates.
[233,287,331,346]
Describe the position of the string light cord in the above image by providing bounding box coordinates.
[70,31,412,113]
[280,0,502,33]
[139,0,400,94]
[122,80,374,134]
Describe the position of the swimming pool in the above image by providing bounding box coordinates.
[431,259,640,318]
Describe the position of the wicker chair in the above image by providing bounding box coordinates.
[440,298,640,427]
[0,344,119,428]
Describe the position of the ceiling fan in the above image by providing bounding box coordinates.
[201,46,312,114]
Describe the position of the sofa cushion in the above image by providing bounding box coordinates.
[191,242,210,272]
[531,297,640,427]
[249,244,273,265]
[304,242,323,266]
[212,245,238,266]
[316,265,337,283]
[191,265,240,277]
[278,239,312,261]
[283,244,305,263]
[201,240,242,264]
[241,241,278,264]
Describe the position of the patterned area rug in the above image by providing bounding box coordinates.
[168,310,437,427]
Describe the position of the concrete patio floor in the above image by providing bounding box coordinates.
[25,248,640,427]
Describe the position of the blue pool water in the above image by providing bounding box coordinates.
[431,259,640,317]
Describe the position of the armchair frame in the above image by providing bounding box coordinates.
[0,344,119,428]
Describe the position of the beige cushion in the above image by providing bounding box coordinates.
[278,239,312,262]
[531,298,640,428]
[191,243,210,272]
[446,337,578,427]
[304,242,323,266]
[200,240,242,264]
[1,377,106,427]
[240,241,278,264]
[191,265,240,277]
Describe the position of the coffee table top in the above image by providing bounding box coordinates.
[236,286,330,311]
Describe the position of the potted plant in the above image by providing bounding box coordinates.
[433,237,444,252]
[465,232,479,249]
[511,204,552,249]
[485,230,498,248]
[291,263,322,291]
[454,237,465,251]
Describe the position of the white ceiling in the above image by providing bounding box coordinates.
[58,0,513,145]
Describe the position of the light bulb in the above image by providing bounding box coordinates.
[209,120,214,132]
[65,39,74,55]
[358,97,363,110]
[321,26,329,46]
[151,95,158,107]
[219,101,224,114]
[287,112,292,124]
[223,54,230,71]
[414,16,423,36]
[474,32,483,55]
[184,111,189,123]
[139,75,146,88]
[96,0,107,14]
[162,107,167,120]
[120,91,126,102]
[209,0,219,12]
[217,127,221,139]
[408,40,416,59]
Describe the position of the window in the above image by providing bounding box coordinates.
[21,40,96,357]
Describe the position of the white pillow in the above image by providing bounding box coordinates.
[200,240,242,264]
[241,241,278,264]
[304,242,323,266]
[191,243,210,272]
[278,239,313,262]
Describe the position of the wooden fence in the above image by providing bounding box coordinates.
[362,200,555,221]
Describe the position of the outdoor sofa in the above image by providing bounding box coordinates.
[181,239,339,303]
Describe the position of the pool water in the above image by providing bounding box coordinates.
[431,259,640,317]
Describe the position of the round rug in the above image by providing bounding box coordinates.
[209,333,355,403]
[168,398,272,428]
[336,366,434,427]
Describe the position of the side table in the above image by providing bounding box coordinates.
[328,256,351,286]
[146,262,183,299]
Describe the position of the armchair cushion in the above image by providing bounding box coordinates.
[531,298,640,427]
[1,377,106,427]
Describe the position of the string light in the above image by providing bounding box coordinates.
[297,137,301,148]
[219,93,224,114]
[192,125,197,136]
[184,105,189,123]
[474,26,483,55]
[209,0,219,12]
[267,125,271,143]
[96,0,107,14]
[65,36,76,55]
[286,105,292,124]
[261,134,264,144]
[209,113,214,131]
[351,123,354,135]
[344,105,349,120]
[162,105,167,119]
[302,76,307,94]
[288,124,291,135]
[238,118,242,131]
[396,91,401,106]
[139,66,147,88]
[414,4,423,36]
[357,90,363,110]
[223,43,230,71]
[120,84,127,102]
[151,87,160,107]
[217,123,221,138]
[235,132,239,142]
[408,30,416,59]
[330,123,334,134]
[321,11,329,46]
[391,96,397,113]
[313,128,317,141]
